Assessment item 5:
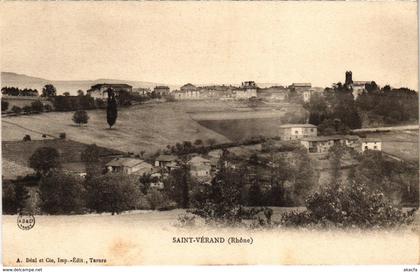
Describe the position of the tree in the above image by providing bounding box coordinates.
[77,90,84,96]
[39,171,86,214]
[72,110,89,126]
[81,144,102,179]
[106,88,118,129]
[31,100,44,113]
[29,147,61,175]
[44,104,52,112]
[1,100,9,111]
[86,173,142,215]
[164,162,191,208]
[42,84,57,97]
[207,138,216,146]
[63,92,70,96]
[248,181,264,206]
[23,134,31,141]
[2,182,17,214]
[14,182,30,213]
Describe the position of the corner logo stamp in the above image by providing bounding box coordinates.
[17,214,36,230]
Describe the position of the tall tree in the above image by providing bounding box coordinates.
[106,88,118,129]
[42,84,57,97]
[29,147,61,175]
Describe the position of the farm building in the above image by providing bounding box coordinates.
[154,154,179,171]
[233,81,257,99]
[106,157,154,176]
[361,138,382,152]
[132,87,151,96]
[153,86,170,96]
[188,156,212,179]
[300,135,360,153]
[279,124,317,140]
[257,86,288,101]
[173,84,200,100]
[87,83,132,100]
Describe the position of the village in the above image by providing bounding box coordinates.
[3,69,418,217]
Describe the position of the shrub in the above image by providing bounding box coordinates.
[59,132,66,139]
[39,171,86,214]
[281,180,416,229]
[72,110,89,126]
[43,104,52,112]
[22,105,32,114]
[23,134,31,141]
[146,188,176,210]
[1,100,9,112]
[176,213,196,227]
[2,182,17,214]
[11,106,22,115]
[86,173,142,215]
[31,100,44,113]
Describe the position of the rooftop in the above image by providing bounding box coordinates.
[106,157,145,168]
[279,124,317,128]
[91,83,132,89]
[188,156,211,165]
[292,83,312,88]
[361,138,381,142]
[301,135,360,142]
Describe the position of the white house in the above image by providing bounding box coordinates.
[188,156,212,179]
[300,135,360,153]
[361,138,382,152]
[106,157,154,176]
[279,124,317,140]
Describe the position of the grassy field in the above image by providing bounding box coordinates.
[2,100,305,155]
[1,101,241,155]
[364,130,418,162]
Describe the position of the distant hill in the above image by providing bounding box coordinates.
[1,72,180,95]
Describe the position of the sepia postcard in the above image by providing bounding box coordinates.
[1,1,419,268]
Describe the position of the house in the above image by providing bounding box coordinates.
[180,83,197,92]
[154,154,178,171]
[188,156,212,179]
[106,157,154,176]
[257,86,288,101]
[279,124,317,140]
[234,81,257,99]
[361,138,382,152]
[87,83,132,100]
[300,135,360,153]
[153,86,170,97]
[132,87,151,96]
[290,83,312,91]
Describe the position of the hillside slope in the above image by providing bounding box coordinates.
[1,102,231,156]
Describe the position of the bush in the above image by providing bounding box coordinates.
[146,188,176,210]
[23,134,31,141]
[1,100,9,112]
[11,106,22,115]
[176,213,196,227]
[22,105,32,114]
[86,173,142,214]
[31,100,44,113]
[59,132,66,139]
[44,104,53,112]
[281,180,416,229]
[72,110,89,126]
[2,182,17,214]
[39,171,86,214]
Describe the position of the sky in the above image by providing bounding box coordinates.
[0,1,418,89]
